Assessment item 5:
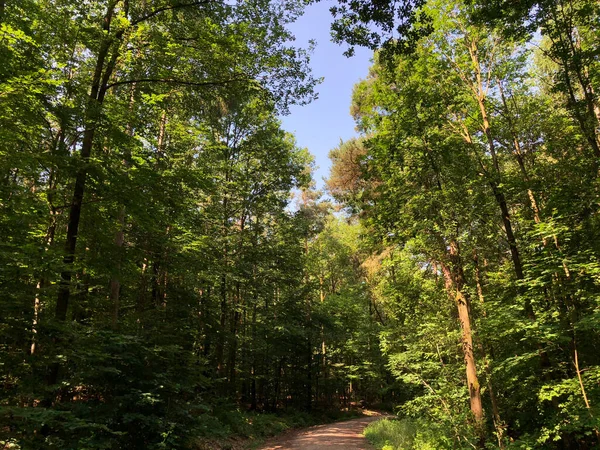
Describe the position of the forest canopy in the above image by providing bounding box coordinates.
[1,0,600,449]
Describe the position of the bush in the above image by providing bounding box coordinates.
[192,407,365,449]
[364,417,456,450]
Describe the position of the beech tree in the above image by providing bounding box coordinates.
[2,0,600,448]
[328,0,600,446]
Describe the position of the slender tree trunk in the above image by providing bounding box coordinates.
[48,7,124,389]
[466,39,528,291]
[216,182,230,378]
[136,258,149,314]
[563,16,600,152]
[157,110,167,158]
[441,241,484,426]
[547,16,600,160]
[240,296,249,403]
[274,357,284,412]
[319,274,327,404]
[478,97,525,283]
[109,207,125,328]
[55,2,122,324]
[564,67,600,158]
[227,214,247,389]
[250,300,257,410]
[305,336,312,411]
[227,283,241,387]
[31,219,57,355]
[109,83,136,329]
[474,252,505,447]
[31,135,62,354]
[202,286,212,358]
[573,342,600,442]
[498,80,575,285]
[151,258,161,306]
[497,79,543,224]
[216,272,227,378]
[422,112,483,427]
[461,125,529,299]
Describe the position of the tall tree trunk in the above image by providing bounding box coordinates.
[109,83,136,329]
[465,38,527,290]
[319,274,327,404]
[474,252,505,447]
[202,286,212,358]
[216,272,227,378]
[216,187,229,379]
[422,116,483,426]
[560,8,600,152]
[151,258,161,306]
[489,184,527,283]
[573,341,600,442]
[497,79,542,224]
[31,127,64,354]
[227,213,247,389]
[227,283,241,387]
[109,207,126,328]
[48,7,123,388]
[305,336,312,411]
[441,241,484,426]
[250,300,257,410]
[31,218,57,355]
[546,6,600,159]
[55,2,121,323]
[136,258,149,314]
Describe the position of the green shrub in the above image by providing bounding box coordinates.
[364,417,456,450]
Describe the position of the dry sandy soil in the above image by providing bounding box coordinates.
[259,410,389,450]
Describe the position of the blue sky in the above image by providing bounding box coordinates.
[280,1,373,190]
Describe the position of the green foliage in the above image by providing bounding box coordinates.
[0,0,354,448]
[364,418,458,450]
[0,2,395,447]
[4,0,600,448]
[328,0,600,448]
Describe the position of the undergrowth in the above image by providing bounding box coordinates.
[363,417,455,450]
[194,407,364,449]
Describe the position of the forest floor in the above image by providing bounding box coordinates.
[258,410,389,450]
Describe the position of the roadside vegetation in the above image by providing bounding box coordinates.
[195,408,365,449]
[364,418,461,450]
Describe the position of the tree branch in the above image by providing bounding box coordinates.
[106,76,248,90]
[130,0,215,26]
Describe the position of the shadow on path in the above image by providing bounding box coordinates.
[260,410,390,450]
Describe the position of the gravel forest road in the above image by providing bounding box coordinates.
[259,410,389,450]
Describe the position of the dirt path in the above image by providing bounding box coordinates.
[259,410,388,450]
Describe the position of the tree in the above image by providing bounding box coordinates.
[333,0,600,445]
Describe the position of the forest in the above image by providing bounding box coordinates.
[0,0,599,449]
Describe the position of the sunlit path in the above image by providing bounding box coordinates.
[261,411,389,450]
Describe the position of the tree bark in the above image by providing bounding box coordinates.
[31,127,64,354]
[227,283,241,387]
[48,4,123,390]
[109,83,136,329]
[497,79,542,224]
[441,241,484,426]
[465,37,528,291]
[474,252,505,447]
[109,207,125,328]
[216,272,227,378]
[55,2,121,323]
